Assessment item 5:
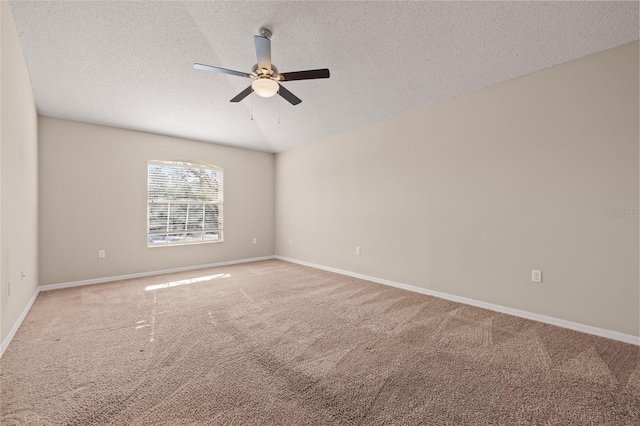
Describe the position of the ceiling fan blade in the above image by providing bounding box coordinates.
[278,84,302,105]
[278,69,330,81]
[254,35,272,71]
[230,86,253,103]
[194,63,252,79]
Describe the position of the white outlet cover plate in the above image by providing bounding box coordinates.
[531,270,542,283]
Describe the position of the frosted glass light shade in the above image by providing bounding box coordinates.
[251,78,279,98]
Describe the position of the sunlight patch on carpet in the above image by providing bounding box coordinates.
[144,273,230,291]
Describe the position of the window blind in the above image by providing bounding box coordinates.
[147,161,223,246]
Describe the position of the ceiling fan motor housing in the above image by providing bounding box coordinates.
[253,64,278,78]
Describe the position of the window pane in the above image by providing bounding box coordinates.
[148,203,168,233]
[187,204,204,231]
[204,231,221,241]
[148,234,168,245]
[168,204,187,232]
[185,232,204,242]
[204,204,220,230]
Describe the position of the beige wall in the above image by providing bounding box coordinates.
[39,117,275,285]
[276,41,640,336]
[1,1,39,343]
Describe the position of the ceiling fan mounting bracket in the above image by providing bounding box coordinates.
[258,27,272,40]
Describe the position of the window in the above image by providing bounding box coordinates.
[147,160,223,247]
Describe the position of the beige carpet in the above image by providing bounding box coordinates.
[1,259,639,425]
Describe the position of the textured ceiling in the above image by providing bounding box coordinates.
[9,1,640,153]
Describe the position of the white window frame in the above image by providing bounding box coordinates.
[147,160,223,247]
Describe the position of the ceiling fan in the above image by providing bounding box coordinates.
[194,28,330,106]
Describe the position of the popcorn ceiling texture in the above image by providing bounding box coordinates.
[8,1,639,152]
[1,260,639,424]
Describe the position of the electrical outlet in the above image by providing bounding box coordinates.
[98,250,106,259]
[356,246,361,255]
[531,270,542,283]
[252,238,257,245]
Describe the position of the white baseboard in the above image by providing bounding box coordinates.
[39,256,276,292]
[275,256,640,346]
[1,287,40,358]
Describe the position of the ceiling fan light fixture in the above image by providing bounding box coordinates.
[251,78,279,97]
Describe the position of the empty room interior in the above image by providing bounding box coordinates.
[1,1,639,424]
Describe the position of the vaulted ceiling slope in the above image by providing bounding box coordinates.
[9,1,639,153]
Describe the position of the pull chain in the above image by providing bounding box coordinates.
[277,88,281,124]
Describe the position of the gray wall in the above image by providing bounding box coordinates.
[1,1,39,343]
[275,41,640,336]
[39,117,275,286]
